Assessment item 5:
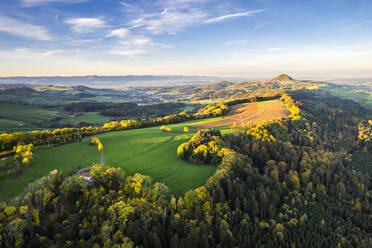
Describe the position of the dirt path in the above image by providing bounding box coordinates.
[191,100,289,128]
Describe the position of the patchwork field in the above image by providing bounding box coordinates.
[0,118,227,201]
[0,103,58,122]
[0,103,58,132]
[0,100,288,201]
[191,99,289,128]
[59,112,111,125]
[322,86,372,109]
[0,104,110,131]
[0,118,44,133]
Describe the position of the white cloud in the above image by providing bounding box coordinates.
[109,48,147,56]
[107,28,130,38]
[0,48,61,59]
[20,0,88,6]
[124,1,265,35]
[204,9,265,24]
[127,9,207,34]
[132,37,152,46]
[65,17,107,33]
[0,16,52,41]
[110,36,171,57]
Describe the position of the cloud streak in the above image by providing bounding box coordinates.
[204,9,266,24]
[20,0,88,6]
[122,0,266,35]
[65,17,107,33]
[0,48,61,59]
[127,9,207,34]
[109,36,171,57]
[107,28,130,38]
[0,16,52,40]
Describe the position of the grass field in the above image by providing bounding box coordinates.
[321,86,372,109]
[0,118,25,130]
[0,118,45,133]
[0,118,230,202]
[0,103,58,122]
[59,112,111,125]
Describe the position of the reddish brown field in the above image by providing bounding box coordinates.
[192,100,289,129]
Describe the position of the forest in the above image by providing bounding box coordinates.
[0,88,371,247]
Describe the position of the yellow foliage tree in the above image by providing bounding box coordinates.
[91,137,104,165]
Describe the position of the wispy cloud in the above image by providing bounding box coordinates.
[107,28,130,38]
[0,16,52,40]
[65,17,107,33]
[0,48,61,59]
[120,1,145,14]
[204,9,266,24]
[122,1,266,35]
[109,36,171,57]
[224,40,247,46]
[127,9,207,34]
[20,0,88,7]
[109,48,147,56]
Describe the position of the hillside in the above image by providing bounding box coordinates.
[191,99,289,128]
[0,119,221,201]
[271,73,294,81]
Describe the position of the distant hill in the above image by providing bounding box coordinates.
[0,75,250,89]
[271,74,294,81]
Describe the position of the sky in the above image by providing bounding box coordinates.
[0,0,372,79]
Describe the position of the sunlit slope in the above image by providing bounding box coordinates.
[191,99,289,128]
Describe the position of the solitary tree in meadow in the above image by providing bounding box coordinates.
[91,137,104,165]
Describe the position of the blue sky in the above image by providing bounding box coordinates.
[0,0,371,78]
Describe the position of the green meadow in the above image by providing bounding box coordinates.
[0,103,57,132]
[0,119,26,132]
[322,86,372,109]
[59,112,111,125]
[0,103,58,122]
[0,118,231,202]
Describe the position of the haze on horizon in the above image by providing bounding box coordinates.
[0,0,371,79]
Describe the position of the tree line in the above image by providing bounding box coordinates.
[0,103,229,153]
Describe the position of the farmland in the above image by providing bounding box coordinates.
[59,112,111,125]
[0,118,227,201]
[321,85,372,109]
[0,103,57,132]
[0,119,43,133]
[0,103,57,122]
[191,99,289,128]
[0,98,287,201]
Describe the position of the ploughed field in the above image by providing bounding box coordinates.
[0,118,225,201]
[191,99,289,128]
